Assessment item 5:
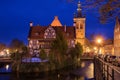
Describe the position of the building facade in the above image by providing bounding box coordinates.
[103,39,114,55]
[28,1,87,56]
[114,17,120,56]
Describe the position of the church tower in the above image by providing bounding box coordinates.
[73,1,86,46]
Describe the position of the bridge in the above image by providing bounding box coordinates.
[80,57,94,61]
[94,57,120,80]
[80,56,94,62]
[0,58,12,63]
[80,56,120,80]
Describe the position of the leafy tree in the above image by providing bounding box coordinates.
[0,43,6,51]
[9,38,26,53]
[10,52,22,61]
[51,29,68,64]
[69,42,83,59]
[39,49,47,60]
[51,29,68,55]
[48,51,55,62]
[75,42,83,57]
[66,0,120,23]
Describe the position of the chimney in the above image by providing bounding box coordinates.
[30,22,33,27]
[64,25,66,32]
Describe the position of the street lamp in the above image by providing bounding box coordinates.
[96,38,102,54]
[97,39,102,44]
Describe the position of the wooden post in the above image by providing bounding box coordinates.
[94,57,96,80]
[112,69,114,80]
[107,65,109,80]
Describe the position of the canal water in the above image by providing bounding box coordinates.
[0,61,94,80]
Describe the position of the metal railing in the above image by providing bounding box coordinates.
[94,57,120,80]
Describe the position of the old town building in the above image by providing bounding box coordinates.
[28,1,88,55]
[103,39,114,55]
[114,17,120,56]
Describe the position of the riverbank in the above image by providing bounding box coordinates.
[0,61,94,80]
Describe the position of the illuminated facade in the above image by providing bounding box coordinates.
[103,39,114,55]
[28,1,88,55]
[114,17,120,56]
[28,16,76,55]
[73,1,87,52]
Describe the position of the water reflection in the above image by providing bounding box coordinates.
[72,61,94,79]
[0,61,94,80]
[5,65,9,70]
[81,62,85,68]
[0,64,11,73]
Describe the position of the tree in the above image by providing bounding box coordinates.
[9,38,26,53]
[51,29,68,64]
[66,0,120,23]
[51,29,68,55]
[93,0,120,23]
[69,42,83,59]
[39,49,47,60]
[75,42,83,57]
[0,43,6,51]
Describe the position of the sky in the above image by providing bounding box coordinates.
[0,0,115,45]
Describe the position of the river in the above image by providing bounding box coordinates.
[0,61,94,80]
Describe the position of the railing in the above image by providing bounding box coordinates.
[94,57,120,80]
[0,58,12,63]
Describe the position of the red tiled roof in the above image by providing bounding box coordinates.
[28,26,76,40]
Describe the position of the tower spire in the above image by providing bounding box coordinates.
[76,1,83,18]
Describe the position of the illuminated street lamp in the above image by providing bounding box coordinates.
[97,39,102,44]
[96,38,103,54]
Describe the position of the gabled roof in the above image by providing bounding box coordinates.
[115,17,120,28]
[28,26,47,39]
[28,26,75,40]
[51,16,62,27]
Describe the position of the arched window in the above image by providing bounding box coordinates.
[80,24,83,29]
[44,26,56,39]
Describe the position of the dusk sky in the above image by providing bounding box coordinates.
[0,0,115,45]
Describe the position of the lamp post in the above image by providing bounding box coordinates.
[96,38,102,55]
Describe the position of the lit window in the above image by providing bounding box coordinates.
[118,34,120,39]
[77,27,79,29]
[30,40,32,44]
[67,33,69,36]
[35,32,39,36]
[44,26,56,39]
[118,28,119,32]
[80,24,83,29]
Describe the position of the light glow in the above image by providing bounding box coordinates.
[5,65,9,70]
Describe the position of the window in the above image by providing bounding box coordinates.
[70,40,75,47]
[80,24,83,29]
[118,34,120,39]
[67,33,69,36]
[44,26,56,39]
[35,32,40,36]
[30,40,32,44]
[76,26,79,29]
[29,40,39,49]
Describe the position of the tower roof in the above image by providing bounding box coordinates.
[51,16,62,27]
[74,1,84,18]
[115,17,120,28]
